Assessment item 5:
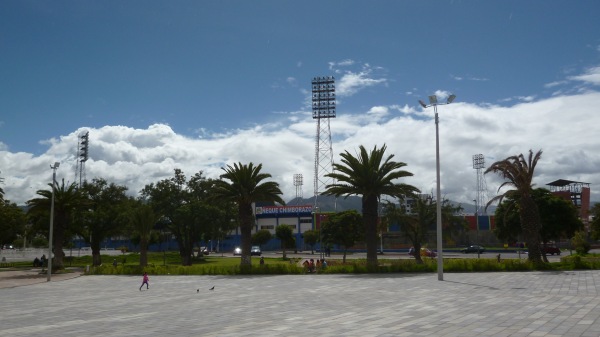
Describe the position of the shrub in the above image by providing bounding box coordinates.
[571,231,591,255]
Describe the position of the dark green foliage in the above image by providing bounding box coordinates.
[0,200,27,246]
[252,229,272,246]
[324,144,419,268]
[275,224,295,258]
[321,210,363,263]
[591,203,600,240]
[485,150,544,264]
[302,230,319,254]
[571,231,591,255]
[212,162,284,267]
[494,188,583,247]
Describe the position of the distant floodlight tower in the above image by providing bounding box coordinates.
[75,131,90,187]
[293,173,303,204]
[312,76,336,209]
[472,154,489,215]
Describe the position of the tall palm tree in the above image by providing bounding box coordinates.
[485,149,544,264]
[212,162,285,267]
[27,180,83,271]
[324,144,419,268]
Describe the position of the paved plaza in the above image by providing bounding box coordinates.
[2,269,600,336]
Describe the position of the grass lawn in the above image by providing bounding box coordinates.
[3,251,600,275]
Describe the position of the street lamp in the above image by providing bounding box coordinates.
[418,94,456,281]
[473,199,480,259]
[313,207,322,259]
[47,162,60,282]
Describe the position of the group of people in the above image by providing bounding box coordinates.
[303,258,327,273]
[32,255,46,267]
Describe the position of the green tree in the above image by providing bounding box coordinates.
[128,201,158,267]
[485,149,544,265]
[384,196,465,264]
[591,203,600,241]
[77,178,130,266]
[0,200,27,247]
[492,200,522,244]
[324,144,419,268]
[27,180,83,271]
[536,189,583,245]
[212,162,284,268]
[141,169,226,266]
[321,210,363,263]
[302,230,319,254]
[252,229,272,247]
[275,224,295,259]
[494,188,583,261]
[571,230,591,255]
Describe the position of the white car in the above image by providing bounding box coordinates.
[233,247,242,256]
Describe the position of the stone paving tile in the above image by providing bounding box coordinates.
[2,271,600,336]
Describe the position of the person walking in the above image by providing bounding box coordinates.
[139,272,149,291]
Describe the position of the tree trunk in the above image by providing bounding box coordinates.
[91,240,102,266]
[520,196,543,265]
[362,195,379,268]
[52,219,66,271]
[139,238,148,267]
[414,242,424,265]
[239,203,253,268]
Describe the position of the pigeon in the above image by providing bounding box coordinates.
[197,289,199,293]
[209,286,215,290]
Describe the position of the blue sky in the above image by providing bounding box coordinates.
[1,1,600,207]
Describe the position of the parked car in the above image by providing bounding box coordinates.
[250,246,262,256]
[233,247,242,256]
[408,247,437,257]
[461,245,485,254]
[199,247,209,255]
[542,245,561,255]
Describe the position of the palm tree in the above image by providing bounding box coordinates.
[324,144,419,268]
[485,149,544,264]
[212,162,284,267]
[27,180,83,271]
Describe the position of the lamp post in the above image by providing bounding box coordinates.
[473,199,480,259]
[312,207,321,259]
[419,94,456,281]
[47,162,60,282]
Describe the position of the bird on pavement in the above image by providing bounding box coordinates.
[209,286,215,290]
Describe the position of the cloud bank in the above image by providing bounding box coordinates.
[2,90,599,207]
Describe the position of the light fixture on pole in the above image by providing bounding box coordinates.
[418,94,456,281]
[47,162,60,282]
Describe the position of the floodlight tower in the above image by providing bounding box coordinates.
[312,76,336,209]
[293,173,303,204]
[75,131,89,187]
[472,154,488,215]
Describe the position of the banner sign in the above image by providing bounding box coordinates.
[255,205,313,218]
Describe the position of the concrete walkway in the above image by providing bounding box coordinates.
[0,267,83,289]
[2,270,600,336]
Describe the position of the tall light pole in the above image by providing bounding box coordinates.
[313,206,322,260]
[419,94,456,281]
[47,162,60,282]
[473,199,480,259]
